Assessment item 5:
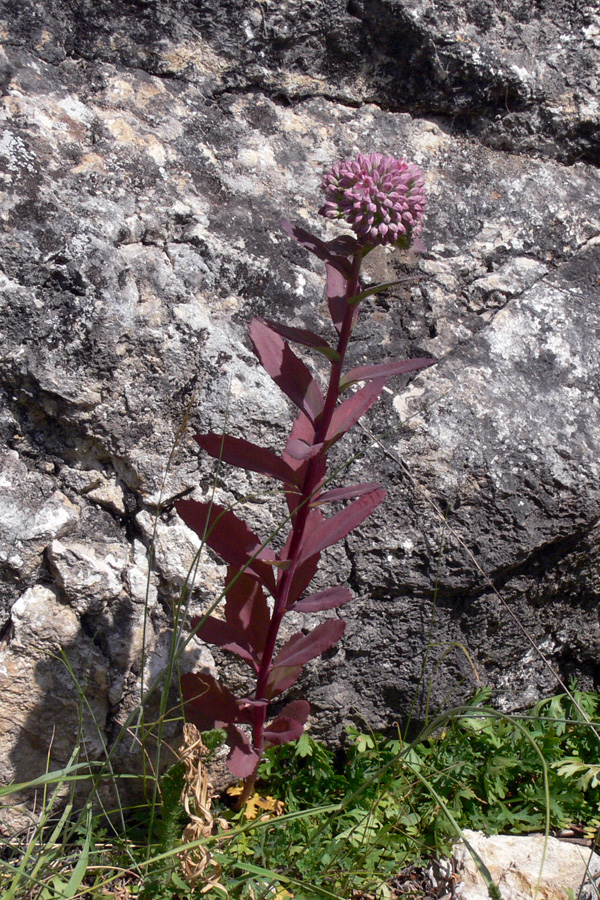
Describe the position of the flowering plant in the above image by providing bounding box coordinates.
[176,152,434,801]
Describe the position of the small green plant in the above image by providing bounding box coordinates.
[207,687,600,898]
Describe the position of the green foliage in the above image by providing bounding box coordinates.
[212,686,600,898]
[137,762,189,900]
[2,688,599,899]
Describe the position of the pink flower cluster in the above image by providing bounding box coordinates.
[319,152,426,248]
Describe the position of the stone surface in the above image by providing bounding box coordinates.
[0,0,599,799]
[454,830,600,900]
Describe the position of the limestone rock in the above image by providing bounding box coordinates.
[48,538,129,613]
[454,830,600,900]
[0,0,599,800]
[0,586,109,818]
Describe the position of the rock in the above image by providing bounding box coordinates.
[0,585,109,824]
[0,450,81,591]
[47,537,129,613]
[454,830,600,900]
[0,0,599,803]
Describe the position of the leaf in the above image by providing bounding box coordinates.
[242,793,285,820]
[281,413,326,512]
[281,219,352,278]
[298,488,386,562]
[64,804,91,897]
[285,551,321,604]
[326,262,348,334]
[249,318,325,423]
[224,566,270,657]
[190,570,271,671]
[314,482,382,505]
[285,438,324,461]
[282,410,315,469]
[340,358,436,390]
[293,586,353,612]
[264,700,310,746]
[227,725,261,778]
[264,664,303,700]
[325,379,387,447]
[175,499,277,594]
[347,274,425,305]
[191,615,260,669]
[273,619,346,668]
[261,320,340,363]
[181,672,257,730]
[279,508,323,564]
[195,432,299,486]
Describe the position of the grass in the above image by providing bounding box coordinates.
[1,683,599,899]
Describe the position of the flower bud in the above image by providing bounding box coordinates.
[319,152,426,249]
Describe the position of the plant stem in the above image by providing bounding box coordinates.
[237,249,364,804]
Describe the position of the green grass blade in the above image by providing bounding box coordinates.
[63,805,92,897]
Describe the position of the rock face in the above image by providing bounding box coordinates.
[454,830,600,900]
[0,0,599,800]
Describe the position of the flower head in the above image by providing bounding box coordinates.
[319,152,426,248]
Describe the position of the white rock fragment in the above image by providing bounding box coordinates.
[454,830,600,900]
[10,584,81,650]
[85,476,127,516]
[47,539,130,613]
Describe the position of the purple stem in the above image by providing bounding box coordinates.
[237,248,365,803]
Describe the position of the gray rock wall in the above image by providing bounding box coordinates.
[0,0,599,799]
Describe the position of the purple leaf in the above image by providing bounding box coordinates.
[273,619,346,669]
[282,411,315,470]
[264,664,303,700]
[298,488,387,562]
[281,413,326,501]
[190,570,270,671]
[264,700,310,746]
[285,439,324,461]
[227,726,261,778]
[175,499,277,595]
[195,433,300,486]
[281,220,352,278]
[261,320,340,363]
[326,262,348,335]
[190,616,259,670]
[224,566,270,657]
[328,235,360,256]
[325,379,387,447]
[340,358,435,390]
[249,318,325,423]
[293,586,353,612]
[181,672,255,730]
[314,482,382,505]
[285,552,321,604]
[280,508,323,564]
